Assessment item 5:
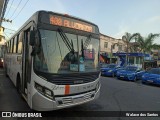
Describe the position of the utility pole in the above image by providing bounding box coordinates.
[0,18,12,23]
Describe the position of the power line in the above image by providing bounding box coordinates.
[4,0,15,18]
[4,32,10,39]
[9,0,23,19]
[4,27,16,32]
[12,0,30,21]
[1,18,12,23]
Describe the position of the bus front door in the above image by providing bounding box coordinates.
[22,29,31,97]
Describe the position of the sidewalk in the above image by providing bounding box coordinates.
[0,68,30,111]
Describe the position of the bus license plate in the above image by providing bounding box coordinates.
[74,97,84,103]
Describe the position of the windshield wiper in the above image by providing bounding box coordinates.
[81,35,91,59]
[58,28,74,52]
[83,35,91,49]
[81,39,84,58]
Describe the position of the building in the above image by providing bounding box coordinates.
[100,33,126,63]
[0,0,9,26]
[151,49,160,66]
[0,26,5,45]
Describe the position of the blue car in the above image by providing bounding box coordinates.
[142,68,160,85]
[116,66,142,81]
[136,70,145,80]
[101,64,122,77]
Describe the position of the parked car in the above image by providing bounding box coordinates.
[100,64,109,68]
[135,70,146,80]
[101,64,122,77]
[142,68,160,85]
[0,57,3,67]
[116,66,142,81]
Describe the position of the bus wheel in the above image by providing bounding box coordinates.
[16,75,21,94]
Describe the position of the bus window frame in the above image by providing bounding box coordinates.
[16,34,19,53]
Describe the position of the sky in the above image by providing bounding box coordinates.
[2,0,160,43]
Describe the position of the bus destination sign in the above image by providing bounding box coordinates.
[49,15,93,33]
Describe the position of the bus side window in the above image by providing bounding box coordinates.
[13,37,17,53]
[8,41,10,53]
[6,43,8,53]
[12,38,15,53]
[16,34,19,53]
[10,39,13,53]
[18,32,23,54]
[9,41,11,53]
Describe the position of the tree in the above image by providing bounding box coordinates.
[129,42,141,53]
[122,32,139,66]
[137,33,160,69]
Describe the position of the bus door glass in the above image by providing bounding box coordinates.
[22,28,30,95]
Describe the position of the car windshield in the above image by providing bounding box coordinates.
[125,66,137,71]
[101,64,108,68]
[147,68,160,75]
[34,29,99,74]
[107,64,116,68]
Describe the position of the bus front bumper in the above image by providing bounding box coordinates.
[32,86,100,111]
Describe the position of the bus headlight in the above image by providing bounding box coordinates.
[44,89,54,99]
[35,82,54,100]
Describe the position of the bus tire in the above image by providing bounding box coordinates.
[16,74,21,94]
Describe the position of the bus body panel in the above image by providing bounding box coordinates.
[29,66,100,110]
[5,54,22,86]
[31,79,100,111]
[4,11,101,111]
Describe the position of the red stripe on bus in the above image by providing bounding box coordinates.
[65,85,70,95]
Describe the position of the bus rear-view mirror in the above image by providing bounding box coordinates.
[30,31,35,46]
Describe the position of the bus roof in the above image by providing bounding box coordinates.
[7,10,99,41]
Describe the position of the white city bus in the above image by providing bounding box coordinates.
[4,11,100,111]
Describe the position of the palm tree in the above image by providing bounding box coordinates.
[129,42,141,53]
[137,33,160,69]
[122,32,139,66]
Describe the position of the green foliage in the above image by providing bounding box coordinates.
[122,32,140,52]
[137,33,160,53]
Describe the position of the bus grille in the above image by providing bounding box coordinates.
[48,72,100,85]
[62,97,73,104]
[35,71,100,85]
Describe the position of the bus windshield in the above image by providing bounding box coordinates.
[34,29,99,74]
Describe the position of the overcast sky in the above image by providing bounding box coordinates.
[2,0,160,43]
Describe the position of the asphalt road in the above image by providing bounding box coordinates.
[0,67,160,120]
